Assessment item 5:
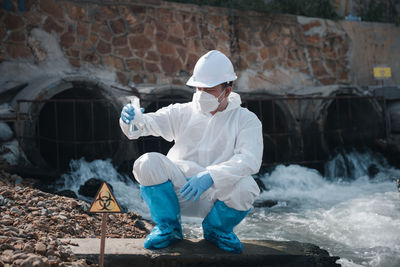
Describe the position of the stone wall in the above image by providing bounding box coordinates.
[0,0,399,92]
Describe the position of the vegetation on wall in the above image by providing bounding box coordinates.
[166,0,399,25]
[359,0,400,25]
[164,0,339,19]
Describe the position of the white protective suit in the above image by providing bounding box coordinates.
[120,92,263,217]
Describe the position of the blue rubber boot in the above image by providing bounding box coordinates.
[202,200,249,253]
[140,181,182,249]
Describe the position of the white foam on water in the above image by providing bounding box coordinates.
[233,150,400,267]
[58,158,148,215]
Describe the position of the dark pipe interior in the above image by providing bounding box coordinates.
[135,94,191,156]
[302,121,327,162]
[324,96,384,151]
[37,84,120,170]
[244,99,293,166]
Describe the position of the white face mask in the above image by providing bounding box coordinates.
[192,89,225,113]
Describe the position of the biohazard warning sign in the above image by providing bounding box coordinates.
[89,181,121,213]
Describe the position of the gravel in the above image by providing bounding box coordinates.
[0,170,150,267]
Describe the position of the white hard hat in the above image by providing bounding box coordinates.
[186,50,237,88]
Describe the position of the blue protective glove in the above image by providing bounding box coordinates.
[121,104,144,125]
[180,171,214,202]
[121,103,135,124]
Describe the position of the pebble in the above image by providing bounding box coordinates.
[1,219,13,226]
[37,201,46,207]
[35,242,47,255]
[23,243,34,253]
[12,252,28,261]
[56,215,68,220]
[10,206,22,215]
[41,208,52,215]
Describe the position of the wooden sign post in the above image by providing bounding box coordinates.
[89,181,122,267]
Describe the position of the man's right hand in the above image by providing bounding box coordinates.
[121,104,135,124]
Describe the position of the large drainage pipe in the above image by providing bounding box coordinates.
[300,86,386,162]
[12,76,131,171]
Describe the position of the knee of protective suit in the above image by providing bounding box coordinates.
[222,179,259,211]
[133,152,169,186]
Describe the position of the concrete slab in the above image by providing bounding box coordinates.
[63,238,340,267]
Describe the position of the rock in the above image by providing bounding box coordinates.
[0,122,13,141]
[96,40,111,54]
[37,201,46,207]
[78,178,113,198]
[5,199,14,207]
[13,252,29,261]
[56,215,68,221]
[41,208,52,215]
[1,249,13,263]
[1,189,13,198]
[4,14,25,30]
[34,242,47,255]
[253,200,279,208]
[55,190,78,199]
[1,218,13,226]
[19,253,44,267]
[80,202,90,212]
[134,220,146,231]
[129,35,152,50]
[126,58,143,71]
[3,214,12,220]
[0,243,14,250]
[254,178,267,192]
[160,55,182,74]
[397,178,400,192]
[69,200,78,209]
[110,18,126,34]
[10,206,22,215]
[368,164,379,179]
[23,243,34,253]
[14,243,24,250]
[103,56,124,71]
[60,32,75,48]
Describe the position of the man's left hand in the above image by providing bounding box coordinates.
[180,171,214,202]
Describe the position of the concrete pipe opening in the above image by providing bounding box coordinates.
[323,93,385,151]
[15,77,126,171]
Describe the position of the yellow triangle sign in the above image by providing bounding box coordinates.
[89,181,122,213]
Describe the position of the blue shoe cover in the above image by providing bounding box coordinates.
[202,200,249,253]
[144,223,182,249]
[141,181,182,249]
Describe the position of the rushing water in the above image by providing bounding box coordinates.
[58,150,400,267]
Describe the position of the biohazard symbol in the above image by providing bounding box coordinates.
[89,182,121,213]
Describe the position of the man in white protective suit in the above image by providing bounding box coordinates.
[120,50,263,253]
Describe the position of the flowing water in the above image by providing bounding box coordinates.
[57,149,400,267]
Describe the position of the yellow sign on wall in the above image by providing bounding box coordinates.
[373,66,391,80]
[89,181,121,213]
